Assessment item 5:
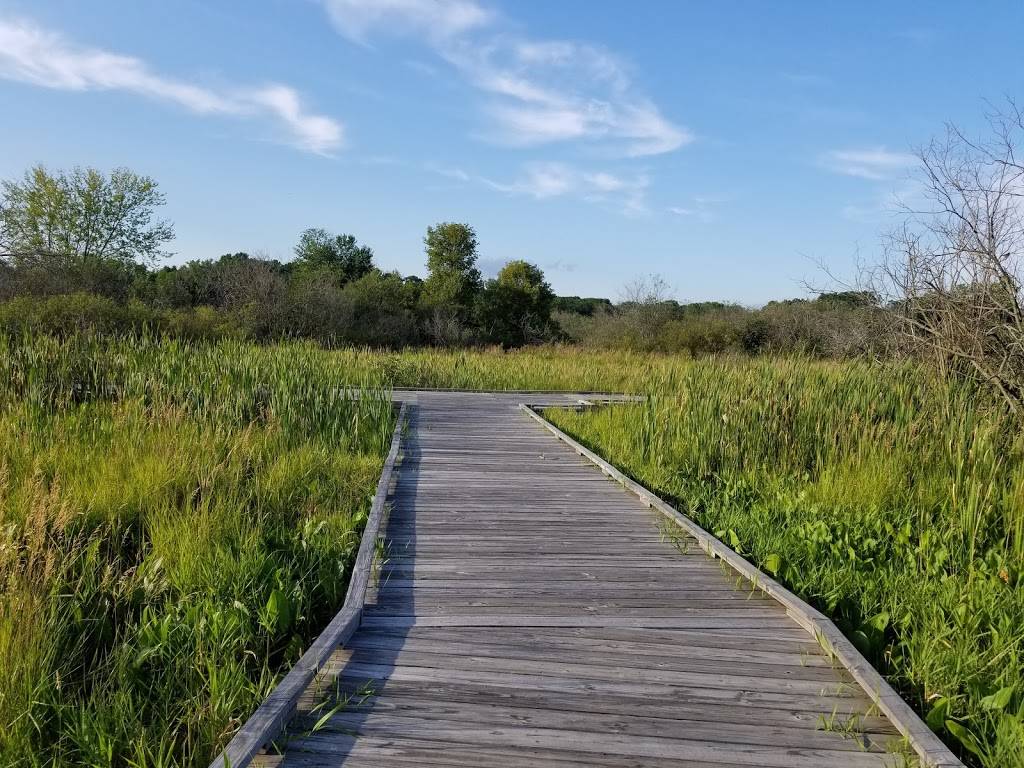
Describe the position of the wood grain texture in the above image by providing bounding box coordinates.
[220,391,959,768]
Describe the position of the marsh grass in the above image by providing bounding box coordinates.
[320,346,655,391]
[4,340,1023,766]
[544,357,1024,768]
[0,333,393,767]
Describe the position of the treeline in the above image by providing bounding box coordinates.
[0,238,556,348]
[5,91,1024,409]
[1,164,879,356]
[555,289,882,357]
[0,167,562,347]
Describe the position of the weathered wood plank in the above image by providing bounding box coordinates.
[298,706,892,753]
[341,634,848,679]
[294,679,895,731]
[280,723,891,768]
[349,624,822,653]
[258,732,833,768]
[320,649,858,697]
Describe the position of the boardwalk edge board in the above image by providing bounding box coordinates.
[520,403,965,768]
[210,402,408,768]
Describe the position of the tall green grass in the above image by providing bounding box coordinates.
[0,333,393,767]
[310,346,656,391]
[4,341,1021,766]
[545,357,1024,768]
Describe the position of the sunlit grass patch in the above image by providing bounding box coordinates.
[0,333,393,767]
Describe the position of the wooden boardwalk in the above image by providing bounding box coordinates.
[252,392,919,767]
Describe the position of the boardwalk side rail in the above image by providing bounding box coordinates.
[210,402,407,768]
[521,403,965,768]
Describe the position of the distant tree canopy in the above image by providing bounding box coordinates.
[0,164,887,357]
[0,165,174,298]
[293,228,374,285]
[0,165,173,266]
[814,291,880,310]
[421,222,482,320]
[480,260,556,347]
[552,296,614,316]
[142,252,293,330]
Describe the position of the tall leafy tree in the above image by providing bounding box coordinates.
[293,228,374,284]
[0,165,173,265]
[0,165,174,296]
[480,259,555,347]
[421,222,482,320]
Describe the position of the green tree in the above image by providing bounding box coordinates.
[0,165,173,296]
[552,296,614,316]
[293,228,374,285]
[343,270,419,346]
[421,222,482,321]
[0,165,174,265]
[479,259,555,347]
[401,275,424,310]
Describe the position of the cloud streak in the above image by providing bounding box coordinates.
[429,161,650,215]
[668,194,725,222]
[324,0,689,157]
[0,17,343,154]
[326,0,492,44]
[821,147,917,180]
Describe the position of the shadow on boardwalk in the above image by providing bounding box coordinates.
[268,408,426,765]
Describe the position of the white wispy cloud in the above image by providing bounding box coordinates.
[542,258,578,273]
[668,194,724,222]
[821,147,917,180]
[0,17,343,154]
[434,161,648,215]
[325,0,492,44]
[424,162,473,182]
[484,162,577,199]
[323,0,689,157]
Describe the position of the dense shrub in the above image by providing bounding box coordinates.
[0,293,237,341]
[0,293,158,336]
[557,294,881,358]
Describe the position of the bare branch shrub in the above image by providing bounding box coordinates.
[879,101,1024,410]
[425,307,473,347]
[616,274,676,350]
[219,256,288,338]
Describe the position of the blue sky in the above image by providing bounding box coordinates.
[1,1,1020,303]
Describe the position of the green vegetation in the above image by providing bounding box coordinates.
[0,165,173,300]
[1,338,1022,767]
[420,221,483,326]
[545,357,1024,768]
[3,111,1023,766]
[0,333,394,767]
[291,228,374,285]
[2,165,878,356]
[555,287,882,358]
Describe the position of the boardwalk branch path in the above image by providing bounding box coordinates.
[246,392,961,768]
